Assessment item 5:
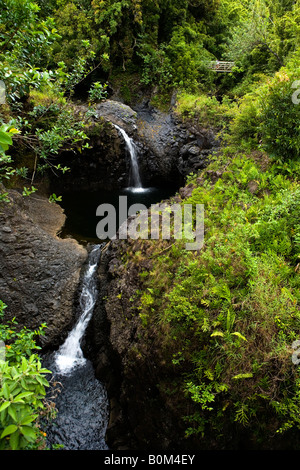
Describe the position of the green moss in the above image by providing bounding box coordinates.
[85,117,109,138]
[29,89,66,108]
[149,89,173,112]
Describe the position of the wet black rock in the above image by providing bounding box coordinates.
[0,188,87,348]
[133,101,219,186]
[95,100,138,135]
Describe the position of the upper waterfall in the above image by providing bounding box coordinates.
[113,123,143,191]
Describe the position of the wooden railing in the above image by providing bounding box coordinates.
[207,61,235,73]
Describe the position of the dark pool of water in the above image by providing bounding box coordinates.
[43,357,109,450]
[58,185,178,244]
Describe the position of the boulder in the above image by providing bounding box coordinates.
[95,100,138,136]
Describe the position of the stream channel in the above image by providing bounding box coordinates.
[43,125,177,450]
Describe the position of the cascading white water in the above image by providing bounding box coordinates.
[54,244,102,374]
[44,243,109,450]
[113,123,144,191]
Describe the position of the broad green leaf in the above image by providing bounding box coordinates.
[10,367,19,378]
[40,368,51,374]
[9,430,20,450]
[0,401,10,412]
[1,424,18,438]
[0,131,13,146]
[21,357,28,372]
[13,398,25,404]
[2,383,10,399]
[20,413,38,425]
[20,378,29,390]
[36,375,49,386]
[11,387,22,396]
[20,425,36,441]
[14,391,33,401]
[8,404,17,422]
[0,142,9,152]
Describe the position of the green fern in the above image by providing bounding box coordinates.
[234,403,250,426]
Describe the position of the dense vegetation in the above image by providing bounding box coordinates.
[1,0,300,449]
[0,301,51,450]
[128,149,300,446]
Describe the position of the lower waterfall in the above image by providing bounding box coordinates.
[44,244,109,450]
[54,244,102,374]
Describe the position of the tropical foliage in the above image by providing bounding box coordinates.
[124,147,300,445]
[0,301,51,450]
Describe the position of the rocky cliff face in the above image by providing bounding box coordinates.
[86,238,189,450]
[0,188,87,348]
[56,98,219,450]
[48,115,129,192]
[134,101,219,186]
[85,191,201,451]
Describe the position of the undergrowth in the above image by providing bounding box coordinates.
[129,147,300,447]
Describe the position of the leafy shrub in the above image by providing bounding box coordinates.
[88,81,108,104]
[259,68,300,161]
[228,90,262,149]
[0,301,51,450]
[0,124,20,201]
[175,92,237,129]
[229,66,300,159]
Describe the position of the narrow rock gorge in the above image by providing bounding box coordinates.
[0,98,217,450]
